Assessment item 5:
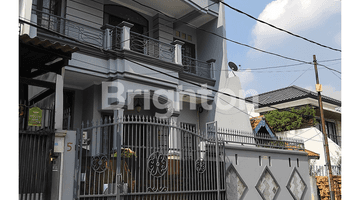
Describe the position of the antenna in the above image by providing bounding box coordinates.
[228,62,239,76]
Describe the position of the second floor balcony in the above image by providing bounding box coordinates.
[28,8,216,84]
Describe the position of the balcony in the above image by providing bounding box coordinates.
[28,9,215,82]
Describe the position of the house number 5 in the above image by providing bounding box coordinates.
[67,142,73,151]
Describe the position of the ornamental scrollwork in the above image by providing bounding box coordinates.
[195,159,206,173]
[147,151,168,178]
[91,154,108,173]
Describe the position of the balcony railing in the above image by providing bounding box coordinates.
[182,56,213,79]
[32,9,105,47]
[29,9,215,80]
[130,32,175,63]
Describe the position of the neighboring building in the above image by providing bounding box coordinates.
[246,85,341,166]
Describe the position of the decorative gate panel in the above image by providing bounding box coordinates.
[19,101,55,200]
[74,116,226,200]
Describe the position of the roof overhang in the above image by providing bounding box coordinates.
[19,34,79,77]
[109,0,218,28]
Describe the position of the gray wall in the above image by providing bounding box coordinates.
[225,145,312,200]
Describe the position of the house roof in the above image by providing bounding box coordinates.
[250,115,264,130]
[304,149,320,159]
[246,85,341,108]
[20,34,79,54]
[250,115,276,138]
[286,146,320,159]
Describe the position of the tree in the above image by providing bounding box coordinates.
[264,105,316,132]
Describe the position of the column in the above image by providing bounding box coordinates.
[101,24,113,50]
[119,21,134,50]
[207,59,216,79]
[54,73,64,130]
[172,40,185,65]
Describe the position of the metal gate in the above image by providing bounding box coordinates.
[74,116,225,200]
[19,101,55,200]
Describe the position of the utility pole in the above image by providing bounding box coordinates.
[313,55,335,200]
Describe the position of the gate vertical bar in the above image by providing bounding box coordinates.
[116,111,124,200]
[214,122,220,200]
[74,128,80,199]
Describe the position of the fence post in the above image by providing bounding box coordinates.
[73,128,81,200]
[214,122,221,200]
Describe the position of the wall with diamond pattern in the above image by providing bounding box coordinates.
[225,145,311,200]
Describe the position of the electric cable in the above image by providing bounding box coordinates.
[287,66,313,86]
[124,57,318,119]
[221,1,341,52]
[19,16,340,111]
[130,0,341,73]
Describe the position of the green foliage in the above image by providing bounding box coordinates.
[264,105,316,132]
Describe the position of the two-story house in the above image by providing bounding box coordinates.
[21,0,252,132]
[19,0,255,199]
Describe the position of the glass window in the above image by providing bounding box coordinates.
[316,119,338,145]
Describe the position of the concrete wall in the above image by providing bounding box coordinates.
[225,145,312,200]
[277,127,341,166]
[66,0,104,29]
[194,3,252,133]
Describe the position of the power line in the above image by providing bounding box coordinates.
[221,1,341,52]
[287,66,313,86]
[130,0,341,73]
[317,58,341,63]
[317,63,341,74]
[124,57,317,119]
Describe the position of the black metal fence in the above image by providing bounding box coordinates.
[19,100,55,200]
[74,116,226,200]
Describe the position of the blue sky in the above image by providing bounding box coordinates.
[224,0,341,100]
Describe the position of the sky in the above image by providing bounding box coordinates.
[224,0,341,100]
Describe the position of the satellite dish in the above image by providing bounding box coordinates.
[228,62,239,71]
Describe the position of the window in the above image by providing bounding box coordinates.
[103,5,148,35]
[35,0,65,32]
[235,154,238,165]
[316,119,339,145]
